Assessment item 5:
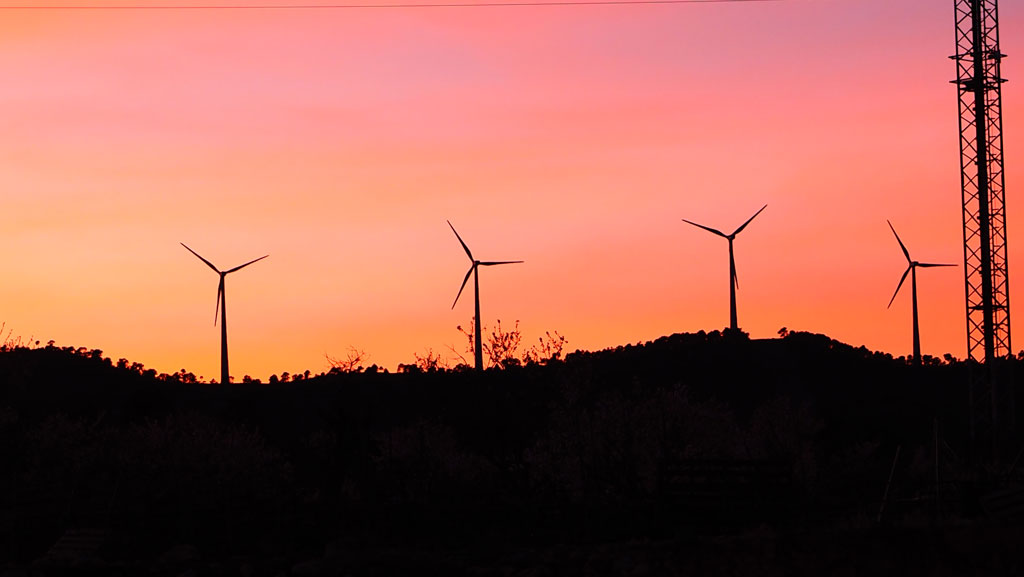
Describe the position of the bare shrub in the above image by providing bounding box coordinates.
[326,346,368,374]
[455,318,568,369]
[413,349,450,372]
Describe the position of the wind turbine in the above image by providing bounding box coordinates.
[682,204,767,331]
[448,221,523,371]
[886,221,955,365]
[181,243,269,384]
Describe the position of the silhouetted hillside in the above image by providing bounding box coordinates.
[1,331,1020,573]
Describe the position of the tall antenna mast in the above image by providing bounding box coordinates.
[953,0,1012,460]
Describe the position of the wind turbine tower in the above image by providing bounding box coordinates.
[182,243,268,385]
[682,204,766,331]
[886,221,955,366]
[953,0,1013,457]
[448,221,523,371]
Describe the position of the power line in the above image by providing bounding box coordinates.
[0,0,779,9]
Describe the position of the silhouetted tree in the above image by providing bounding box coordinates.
[326,347,367,374]
[413,349,450,372]
[458,318,568,369]
[524,330,568,365]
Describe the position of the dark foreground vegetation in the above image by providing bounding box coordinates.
[2,330,1023,575]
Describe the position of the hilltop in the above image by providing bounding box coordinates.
[0,329,974,448]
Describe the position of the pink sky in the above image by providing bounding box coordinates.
[0,0,1021,380]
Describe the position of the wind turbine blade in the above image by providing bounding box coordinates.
[181,243,220,273]
[447,220,474,261]
[732,204,768,236]
[681,219,728,238]
[887,220,911,263]
[225,254,269,274]
[215,277,224,326]
[887,266,911,309]
[452,265,475,309]
[917,262,957,268]
[479,260,524,266]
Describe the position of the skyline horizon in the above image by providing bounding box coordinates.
[0,0,1020,379]
[0,217,994,381]
[0,314,979,381]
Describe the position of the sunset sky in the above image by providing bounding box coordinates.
[0,0,1021,380]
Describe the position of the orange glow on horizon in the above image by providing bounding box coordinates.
[0,0,1021,379]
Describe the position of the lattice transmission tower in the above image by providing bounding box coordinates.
[952,0,1013,459]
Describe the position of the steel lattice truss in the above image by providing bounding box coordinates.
[954,0,1010,362]
[954,0,1012,459]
